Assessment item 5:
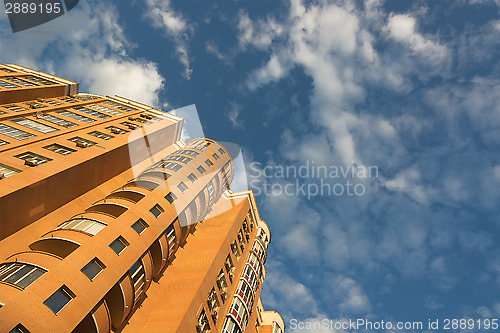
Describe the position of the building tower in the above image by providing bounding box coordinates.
[0,65,284,333]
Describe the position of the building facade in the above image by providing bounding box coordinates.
[0,65,284,333]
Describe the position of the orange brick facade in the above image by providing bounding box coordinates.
[0,65,283,333]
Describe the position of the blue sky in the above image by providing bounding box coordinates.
[1,0,500,331]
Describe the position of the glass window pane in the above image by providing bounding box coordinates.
[110,237,128,255]
[0,263,20,280]
[3,266,32,284]
[132,219,148,234]
[84,223,106,236]
[81,258,105,281]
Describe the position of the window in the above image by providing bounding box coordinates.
[0,139,8,146]
[39,114,77,128]
[132,219,148,235]
[165,154,192,164]
[212,153,220,160]
[187,173,198,183]
[1,104,28,112]
[218,148,226,155]
[81,258,105,281]
[197,166,206,175]
[68,136,97,147]
[87,104,123,116]
[9,324,30,333]
[43,99,63,106]
[166,224,176,254]
[75,94,100,101]
[238,280,254,301]
[197,309,210,333]
[72,106,110,119]
[205,159,213,167]
[44,285,75,314]
[57,218,106,235]
[164,161,182,171]
[0,79,19,89]
[88,131,114,140]
[105,125,128,134]
[207,182,214,199]
[4,77,36,87]
[222,317,241,333]
[165,192,177,204]
[43,143,76,155]
[129,259,146,303]
[120,121,140,130]
[10,117,58,134]
[0,262,46,289]
[0,124,35,140]
[132,117,153,124]
[225,255,234,275]
[231,241,240,258]
[101,101,136,112]
[0,163,20,178]
[177,182,188,193]
[59,96,78,103]
[177,149,199,157]
[23,75,55,85]
[24,101,46,109]
[15,151,52,166]
[150,204,164,218]
[56,110,95,123]
[109,236,129,255]
[216,270,228,291]
[207,287,220,311]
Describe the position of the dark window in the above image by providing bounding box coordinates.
[197,166,206,175]
[0,262,46,289]
[43,285,75,314]
[212,153,220,160]
[165,192,177,204]
[150,204,164,218]
[68,136,97,147]
[205,159,213,167]
[88,131,114,140]
[187,173,198,183]
[81,258,105,281]
[109,236,129,255]
[15,151,52,166]
[43,143,76,155]
[132,219,149,235]
[177,182,188,193]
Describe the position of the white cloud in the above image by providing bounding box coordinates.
[262,264,319,316]
[333,276,372,314]
[384,168,435,204]
[63,58,163,106]
[144,0,193,79]
[237,11,284,50]
[386,13,448,64]
[227,102,243,128]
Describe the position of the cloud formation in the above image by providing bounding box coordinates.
[144,0,193,79]
[234,0,500,319]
